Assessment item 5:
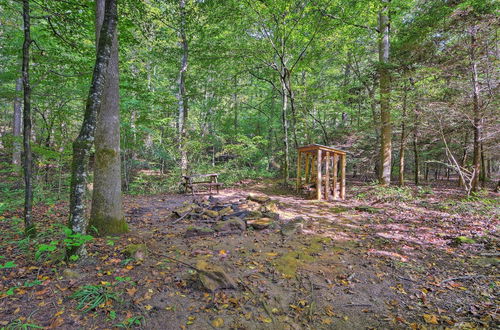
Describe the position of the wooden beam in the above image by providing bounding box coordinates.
[297,145,347,155]
[305,153,310,184]
[296,151,302,192]
[317,149,322,200]
[340,154,346,199]
[325,151,330,200]
[332,153,338,199]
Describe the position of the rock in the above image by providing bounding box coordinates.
[214,218,246,232]
[240,201,260,210]
[173,203,196,216]
[203,209,219,218]
[222,210,250,220]
[62,268,81,280]
[247,217,274,230]
[185,226,215,238]
[263,212,279,220]
[243,210,262,220]
[454,236,476,244]
[196,260,237,292]
[281,217,305,236]
[355,205,382,213]
[123,244,148,261]
[218,206,233,216]
[247,194,271,204]
[259,201,278,213]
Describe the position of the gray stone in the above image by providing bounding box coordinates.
[214,217,246,232]
[247,194,271,204]
[247,217,274,230]
[62,268,82,280]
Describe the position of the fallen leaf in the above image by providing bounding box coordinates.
[126,287,138,296]
[49,317,64,329]
[423,314,439,324]
[211,317,224,328]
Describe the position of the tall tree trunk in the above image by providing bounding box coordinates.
[90,0,127,236]
[378,0,392,185]
[233,75,238,132]
[398,81,407,186]
[68,0,118,258]
[458,131,468,187]
[470,27,481,192]
[412,131,419,185]
[284,69,299,149]
[177,0,189,176]
[480,143,486,186]
[12,77,23,166]
[22,0,35,237]
[280,74,290,184]
[412,106,419,185]
[368,86,380,178]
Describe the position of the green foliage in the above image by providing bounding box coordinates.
[1,319,43,330]
[0,260,17,269]
[70,283,121,313]
[34,241,58,261]
[355,185,414,202]
[417,186,434,196]
[33,227,93,262]
[114,316,145,329]
[62,227,93,249]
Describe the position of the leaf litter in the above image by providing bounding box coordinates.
[0,180,498,328]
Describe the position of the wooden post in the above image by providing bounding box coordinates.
[305,153,310,184]
[325,151,330,200]
[332,154,338,199]
[340,154,346,199]
[316,149,322,200]
[296,151,302,192]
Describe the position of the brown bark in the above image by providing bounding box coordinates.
[458,132,469,187]
[378,0,392,185]
[412,129,419,185]
[398,80,408,186]
[22,0,35,237]
[12,77,22,166]
[68,0,118,257]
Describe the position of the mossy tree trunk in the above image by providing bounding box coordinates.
[89,0,127,236]
[22,0,35,237]
[68,0,118,258]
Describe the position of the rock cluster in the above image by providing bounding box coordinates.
[172,194,280,237]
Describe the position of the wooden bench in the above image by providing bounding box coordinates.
[182,173,222,195]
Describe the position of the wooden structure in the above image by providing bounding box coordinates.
[296,144,347,200]
[182,173,222,195]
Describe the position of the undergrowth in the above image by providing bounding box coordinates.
[71,283,121,313]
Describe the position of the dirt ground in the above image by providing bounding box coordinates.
[0,180,498,329]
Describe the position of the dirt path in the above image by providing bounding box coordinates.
[0,182,498,329]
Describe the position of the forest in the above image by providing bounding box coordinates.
[0,0,498,328]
